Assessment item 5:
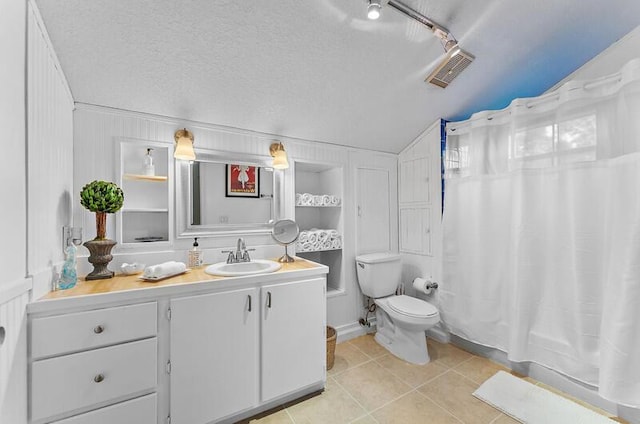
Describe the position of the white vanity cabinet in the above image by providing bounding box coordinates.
[169,287,260,424]
[169,277,326,424]
[28,261,328,424]
[28,302,158,424]
[261,278,326,402]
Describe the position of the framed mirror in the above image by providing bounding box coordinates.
[175,150,284,237]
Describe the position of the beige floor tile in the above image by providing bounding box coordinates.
[349,334,389,359]
[454,356,509,385]
[243,408,294,424]
[490,413,520,424]
[372,391,461,424]
[329,342,371,376]
[375,353,448,388]
[426,339,474,368]
[286,378,367,424]
[334,361,412,411]
[350,414,379,423]
[417,370,501,424]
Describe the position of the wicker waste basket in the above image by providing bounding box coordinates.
[326,326,337,370]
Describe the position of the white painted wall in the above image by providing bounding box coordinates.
[73,104,398,332]
[27,2,75,299]
[398,120,443,299]
[0,0,27,296]
[0,1,28,422]
[550,25,640,90]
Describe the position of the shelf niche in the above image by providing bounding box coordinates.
[294,161,344,295]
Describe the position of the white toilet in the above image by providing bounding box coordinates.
[355,252,440,365]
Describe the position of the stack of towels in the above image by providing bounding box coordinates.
[296,229,342,252]
[296,193,341,207]
[143,261,186,279]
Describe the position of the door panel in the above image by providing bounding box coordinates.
[170,288,259,424]
[261,278,325,402]
[357,168,391,253]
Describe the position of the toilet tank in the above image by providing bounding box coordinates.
[355,252,402,298]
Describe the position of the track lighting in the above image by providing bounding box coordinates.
[367,0,382,20]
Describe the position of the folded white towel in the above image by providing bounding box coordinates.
[308,233,318,244]
[298,232,309,243]
[143,261,186,279]
[301,193,313,205]
[321,195,331,206]
[295,193,302,205]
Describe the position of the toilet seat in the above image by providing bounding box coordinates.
[387,295,438,318]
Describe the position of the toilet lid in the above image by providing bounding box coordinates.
[388,295,438,318]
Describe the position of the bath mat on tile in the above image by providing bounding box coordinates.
[473,371,613,424]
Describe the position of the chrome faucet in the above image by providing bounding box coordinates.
[222,238,255,264]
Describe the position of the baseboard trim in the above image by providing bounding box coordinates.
[333,320,375,343]
[0,277,32,305]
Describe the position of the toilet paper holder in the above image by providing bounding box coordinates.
[412,277,439,295]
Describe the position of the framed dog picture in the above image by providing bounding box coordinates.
[226,164,260,198]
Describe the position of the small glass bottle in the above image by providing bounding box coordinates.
[143,148,155,176]
[188,237,202,268]
[58,243,78,290]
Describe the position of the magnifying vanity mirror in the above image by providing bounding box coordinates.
[175,150,284,237]
[271,219,300,263]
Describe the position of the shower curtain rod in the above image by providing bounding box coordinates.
[386,0,451,39]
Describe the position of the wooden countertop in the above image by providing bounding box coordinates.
[41,258,323,301]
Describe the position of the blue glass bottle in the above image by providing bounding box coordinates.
[58,243,78,290]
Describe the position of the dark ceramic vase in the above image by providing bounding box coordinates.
[83,239,117,280]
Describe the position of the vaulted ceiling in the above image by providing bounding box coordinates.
[36,0,640,153]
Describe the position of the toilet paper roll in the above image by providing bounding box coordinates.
[412,277,432,295]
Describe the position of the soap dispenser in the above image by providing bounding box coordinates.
[143,148,155,176]
[58,243,77,290]
[188,237,202,268]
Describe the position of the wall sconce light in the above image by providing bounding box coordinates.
[174,128,196,161]
[269,142,289,169]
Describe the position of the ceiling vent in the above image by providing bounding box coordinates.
[426,46,475,88]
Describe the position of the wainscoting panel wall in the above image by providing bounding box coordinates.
[0,292,29,424]
[27,1,75,298]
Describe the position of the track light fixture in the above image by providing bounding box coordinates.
[365,0,475,88]
[367,0,382,20]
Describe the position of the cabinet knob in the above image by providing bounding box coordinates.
[93,325,104,334]
[93,374,105,383]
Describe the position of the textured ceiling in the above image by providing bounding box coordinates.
[36,0,640,153]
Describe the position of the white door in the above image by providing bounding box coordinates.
[261,278,326,402]
[170,288,259,424]
[357,167,391,253]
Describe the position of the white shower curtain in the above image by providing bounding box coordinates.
[442,59,640,407]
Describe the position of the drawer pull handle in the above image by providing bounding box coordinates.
[267,291,272,308]
[93,374,105,383]
[93,325,104,334]
[248,295,252,312]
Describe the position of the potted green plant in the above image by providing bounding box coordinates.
[80,180,124,280]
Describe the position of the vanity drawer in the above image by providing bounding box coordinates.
[31,302,157,359]
[31,338,157,422]
[51,393,157,424]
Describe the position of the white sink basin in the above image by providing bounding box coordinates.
[205,259,282,277]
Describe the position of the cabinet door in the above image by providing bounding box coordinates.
[170,288,259,424]
[261,278,326,402]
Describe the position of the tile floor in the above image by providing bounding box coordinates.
[240,335,626,424]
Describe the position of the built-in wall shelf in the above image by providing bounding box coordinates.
[295,205,341,208]
[116,139,172,246]
[297,247,342,253]
[122,208,169,213]
[123,173,168,182]
[294,161,344,295]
